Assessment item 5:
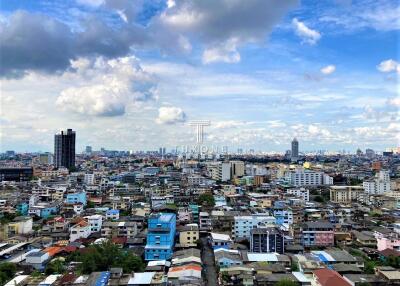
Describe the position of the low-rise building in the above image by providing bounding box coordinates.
[178,223,199,248]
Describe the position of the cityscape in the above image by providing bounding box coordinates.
[0,1,400,286]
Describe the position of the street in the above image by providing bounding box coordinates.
[200,236,219,286]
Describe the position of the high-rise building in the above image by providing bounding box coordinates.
[54,129,76,170]
[291,138,299,160]
[230,160,245,178]
[85,146,92,154]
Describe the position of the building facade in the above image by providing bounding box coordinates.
[302,221,334,247]
[145,213,176,260]
[233,215,276,239]
[54,129,76,170]
[250,227,285,254]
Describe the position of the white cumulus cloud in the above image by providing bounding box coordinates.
[320,65,336,75]
[56,56,156,117]
[156,106,186,124]
[377,59,400,73]
[292,18,321,45]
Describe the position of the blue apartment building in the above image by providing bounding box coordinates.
[145,213,176,261]
[65,192,87,206]
[273,208,293,225]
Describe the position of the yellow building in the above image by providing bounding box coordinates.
[329,186,364,203]
[179,223,199,247]
[0,216,33,240]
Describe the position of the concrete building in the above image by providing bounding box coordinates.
[199,211,212,231]
[85,215,103,233]
[230,161,245,178]
[233,215,276,239]
[65,192,87,206]
[145,213,176,260]
[70,220,91,242]
[273,208,293,225]
[286,188,310,201]
[54,129,76,170]
[284,168,333,187]
[207,162,231,182]
[210,232,233,250]
[101,221,139,239]
[178,224,199,248]
[363,170,391,194]
[291,138,299,161]
[84,173,95,185]
[302,221,334,247]
[250,227,285,254]
[330,186,364,203]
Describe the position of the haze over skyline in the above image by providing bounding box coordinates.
[0,0,399,152]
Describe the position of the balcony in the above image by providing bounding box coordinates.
[148,227,171,232]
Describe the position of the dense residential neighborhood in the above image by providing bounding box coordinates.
[0,140,399,286]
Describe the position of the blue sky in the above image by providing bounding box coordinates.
[0,0,399,153]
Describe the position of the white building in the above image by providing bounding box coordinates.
[363,170,391,194]
[286,188,310,201]
[84,173,95,185]
[187,175,212,186]
[69,220,91,242]
[233,215,276,239]
[199,211,212,231]
[207,162,231,182]
[284,168,333,187]
[85,215,103,233]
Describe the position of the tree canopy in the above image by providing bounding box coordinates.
[197,193,215,207]
[0,263,17,286]
[276,279,298,286]
[68,242,144,274]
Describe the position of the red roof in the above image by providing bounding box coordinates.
[112,237,127,245]
[313,269,351,286]
[379,248,400,257]
[63,245,78,253]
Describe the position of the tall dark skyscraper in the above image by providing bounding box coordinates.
[291,137,299,160]
[54,129,76,170]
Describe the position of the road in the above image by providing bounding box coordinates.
[200,236,219,286]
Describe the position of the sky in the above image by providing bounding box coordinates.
[0,0,399,153]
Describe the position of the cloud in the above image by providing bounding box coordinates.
[0,1,299,76]
[56,84,127,116]
[0,11,149,77]
[377,59,400,73]
[56,56,156,116]
[202,38,241,64]
[0,11,74,77]
[158,0,298,63]
[387,97,400,107]
[156,106,186,124]
[320,65,336,75]
[292,18,321,45]
[319,0,400,32]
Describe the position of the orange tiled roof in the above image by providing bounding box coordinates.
[169,265,202,272]
[43,246,63,257]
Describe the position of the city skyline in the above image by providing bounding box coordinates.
[0,0,399,152]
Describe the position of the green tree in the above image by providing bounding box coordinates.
[276,279,298,286]
[45,260,65,275]
[197,193,215,207]
[314,195,324,203]
[364,260,376,274]
[291,262,299,272]
[0,262,17,285]
[70,242,144,274]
